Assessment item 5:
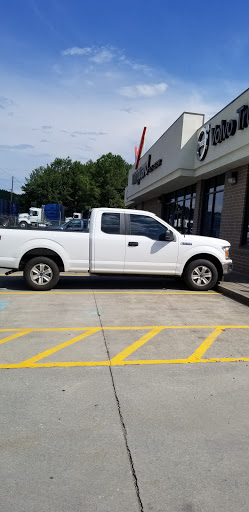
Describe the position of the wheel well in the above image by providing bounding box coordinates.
[183,253,223,281]
[19,249,64,272]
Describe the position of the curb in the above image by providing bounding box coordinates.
[217,283,249,307]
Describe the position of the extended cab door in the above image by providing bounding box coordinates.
[91,211,126,273]
[124,213,178,274]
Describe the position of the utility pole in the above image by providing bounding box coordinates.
[10,176,14,214]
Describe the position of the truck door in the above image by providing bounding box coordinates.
[124,213,178,274]
[91,212,126,273]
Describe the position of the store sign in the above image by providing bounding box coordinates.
[196,124,210,161]
[197,103,249,161]
[132,154,162,185]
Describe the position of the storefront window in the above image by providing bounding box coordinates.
[201,174,225,238]
[162,186,196,234]
[244,188,249,246]
[246,221,249,245]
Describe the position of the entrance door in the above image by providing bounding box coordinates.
[124,213,178,274]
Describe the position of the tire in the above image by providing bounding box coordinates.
[183,259,218,291]
[19,221,28,229]
[23,257,60,291]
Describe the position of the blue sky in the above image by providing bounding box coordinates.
[1,0,249,193]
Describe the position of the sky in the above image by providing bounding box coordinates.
[1,0,249,194]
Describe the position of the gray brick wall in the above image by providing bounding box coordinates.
[220,165,249,274]
[142,198,163,217]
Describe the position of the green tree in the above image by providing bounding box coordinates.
[90,153,131,208]
[21,154,131,215]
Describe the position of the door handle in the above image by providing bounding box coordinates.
[128,241,138,247]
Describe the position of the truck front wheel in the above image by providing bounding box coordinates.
[183,259,218,291]
[24,257,60,291]
[19,221,28,229]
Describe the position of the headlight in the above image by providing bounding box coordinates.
[222,246,230,259]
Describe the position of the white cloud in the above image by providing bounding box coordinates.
[62,47,92,56]
[119,82,168,98]
[0,144,34,150]
[119,56,151,75]
[0,96,13,109]
[90,49,114,64]
[62,45,114,64]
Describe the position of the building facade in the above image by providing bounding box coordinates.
[125,89,249,275]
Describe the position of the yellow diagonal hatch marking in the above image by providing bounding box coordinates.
[188,327,224,362]
[19,327,101,365]
[0,329,33,345]
[110,326,165,365]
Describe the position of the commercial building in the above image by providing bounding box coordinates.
[125,89,249,275]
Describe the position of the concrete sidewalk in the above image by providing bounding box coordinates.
[217,271,249,306]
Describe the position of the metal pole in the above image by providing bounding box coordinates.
[10,176,14,204]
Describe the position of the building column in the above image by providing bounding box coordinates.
[192,180,204,235]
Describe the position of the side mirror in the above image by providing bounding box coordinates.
[159,229,174,242]
[165,230,174,241]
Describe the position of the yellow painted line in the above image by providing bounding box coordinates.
[115,358,190,365]
[0,273,90,277]
[188,327,224,362]
[19,328,101,366]
[199,357,249,362]
[0,329,33,345]
[1,357,249,369]
[0,361,110,368]
[1,325,249,333]
[110,326,165,364]
[0,291,219,295]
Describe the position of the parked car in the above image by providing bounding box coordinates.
[45,219,88,231]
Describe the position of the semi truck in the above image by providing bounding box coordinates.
[0,207,232,291]
[18,204,65,228]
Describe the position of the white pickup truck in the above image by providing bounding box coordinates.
[0,207,232,291]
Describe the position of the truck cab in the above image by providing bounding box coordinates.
[18,208,44,228]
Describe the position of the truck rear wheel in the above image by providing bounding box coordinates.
[183,259,218,291]
[24,257,60,291]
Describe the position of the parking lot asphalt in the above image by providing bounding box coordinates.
[0,272,249,512]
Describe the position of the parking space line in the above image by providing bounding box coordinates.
[0,291,219,295]
[1,357,249,368]
[0,326,223,332]
[0,273,90,277]
[199,357,249,363]
[19,328,101,366]
[110,327,165,365]
[114,359,190,365]
[188,327,225,362]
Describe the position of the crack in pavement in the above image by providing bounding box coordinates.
[93,290,144,512]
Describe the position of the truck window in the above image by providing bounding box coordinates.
[101,213,120,234]
[67,219,81,230]
[129,214,166,240]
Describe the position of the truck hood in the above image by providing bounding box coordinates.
[179,234,230,247]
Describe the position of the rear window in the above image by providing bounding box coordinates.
[101,213,120,234]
